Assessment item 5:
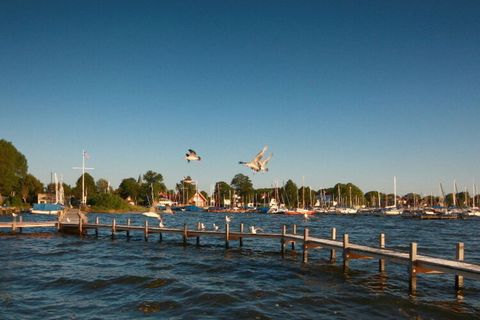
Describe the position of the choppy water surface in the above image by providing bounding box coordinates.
[1,212,480,319]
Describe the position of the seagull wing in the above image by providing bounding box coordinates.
[253,145,268,163]
[188,149,197,156]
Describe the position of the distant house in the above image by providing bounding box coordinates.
[188,191,207,207]
[37,193,56,204]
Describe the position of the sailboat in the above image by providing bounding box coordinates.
[384,176,402,215]
[31,173,65,215]
[286,177,315,215]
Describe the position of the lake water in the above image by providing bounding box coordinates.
[1,212,480,319]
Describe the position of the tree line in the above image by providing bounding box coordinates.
[1,139,478,209]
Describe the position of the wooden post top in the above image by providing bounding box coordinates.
[343,234,349,248]
[410,242,417,261]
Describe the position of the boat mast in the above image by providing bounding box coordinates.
[72,150,94,206]
[453,179,457,207]
[393,176,397,207]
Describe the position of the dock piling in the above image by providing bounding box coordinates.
[183,223,187,245]
[343,233,349,271]
[144,220,149,241]
[409,242,418,294]
[126,218,131,239]
[455,242,465,291]
[196,222,201,246]
[379,233,385,272]
[302,228,309,263]
[281,225,286,256]
[239,223,244,247]
[225,223,230,249]
[292,224,297,250]
[111,219,116,239]
[330,227,336,262]
[95,217,99,237]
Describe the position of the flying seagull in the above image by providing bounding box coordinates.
[239,146,268,172]
[258,153,273,172]
[185,149,201,163]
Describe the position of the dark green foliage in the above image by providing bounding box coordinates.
[282,179,298,208]
[364,191,387,207]
[230,174,253,199]
[118,178,140,203]
[176,176,196,204]
[0,139,28,197]
[73,172,96,202]
[213,181,232,206]
[20,174,44,204]
[331,182,364,206]
[89,193,131,211]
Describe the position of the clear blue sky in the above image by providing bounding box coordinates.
[1,0,479,196]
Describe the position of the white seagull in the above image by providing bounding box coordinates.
[200,223,206,231]
[249,226,263,234]
[185,149,201,163]
[258,153,273,172]
[239,146,268,172]
[225,215,232,224]
[303,212,309,220]
[213,223,219,231]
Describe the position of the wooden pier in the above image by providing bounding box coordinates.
[2,215,480,295]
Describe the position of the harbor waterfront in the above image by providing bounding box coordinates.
[1,211,479,319]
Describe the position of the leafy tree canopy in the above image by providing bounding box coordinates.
[230,173,253,198]
[0,139,28,196]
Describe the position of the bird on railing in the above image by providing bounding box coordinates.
[249,226,263,234]
[200,223,206,230]
[159,220,165,228]
[225,216,231,224]
[213,223,219,231]
[304,213,309,220]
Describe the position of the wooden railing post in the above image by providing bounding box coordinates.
[183,223,187,245]
[409,242,417,295]
[302,228,309,263]
[330,227,336,262]
[292,224,297,250]
[18,215,23,233]
[455,242,464,291]
[379,233,385,272]
[111,218,116,239]
[196,222,201,246]
[79,215,83,236]
[239,223,244,247]
[225,223,230,249]
[343,233,349,271]
[126,218,130,239]
[95,217,99,237]
[281,225,286,255]
[144,220,149,241]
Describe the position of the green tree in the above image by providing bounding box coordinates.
[0,139,28,197]
[282,179,298,208]
[331,182,364,207]
[89,193,131,211]
[176,176,196,204]
[230,174,253,202]
[96,178,110,194]
[139,170,167,205]
[117,178,140,204]
[213,181,233,207]
[364,191,386,207]
[19,174,44,204]
[403,193,422,207]
[73,172,96,204]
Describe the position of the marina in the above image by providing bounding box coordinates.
[2,211,480,297]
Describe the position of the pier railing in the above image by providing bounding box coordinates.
[1,215,480,295]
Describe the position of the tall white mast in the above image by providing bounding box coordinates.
[453,179,457,207]
[393,176,397,207]
[73,150,94,205]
